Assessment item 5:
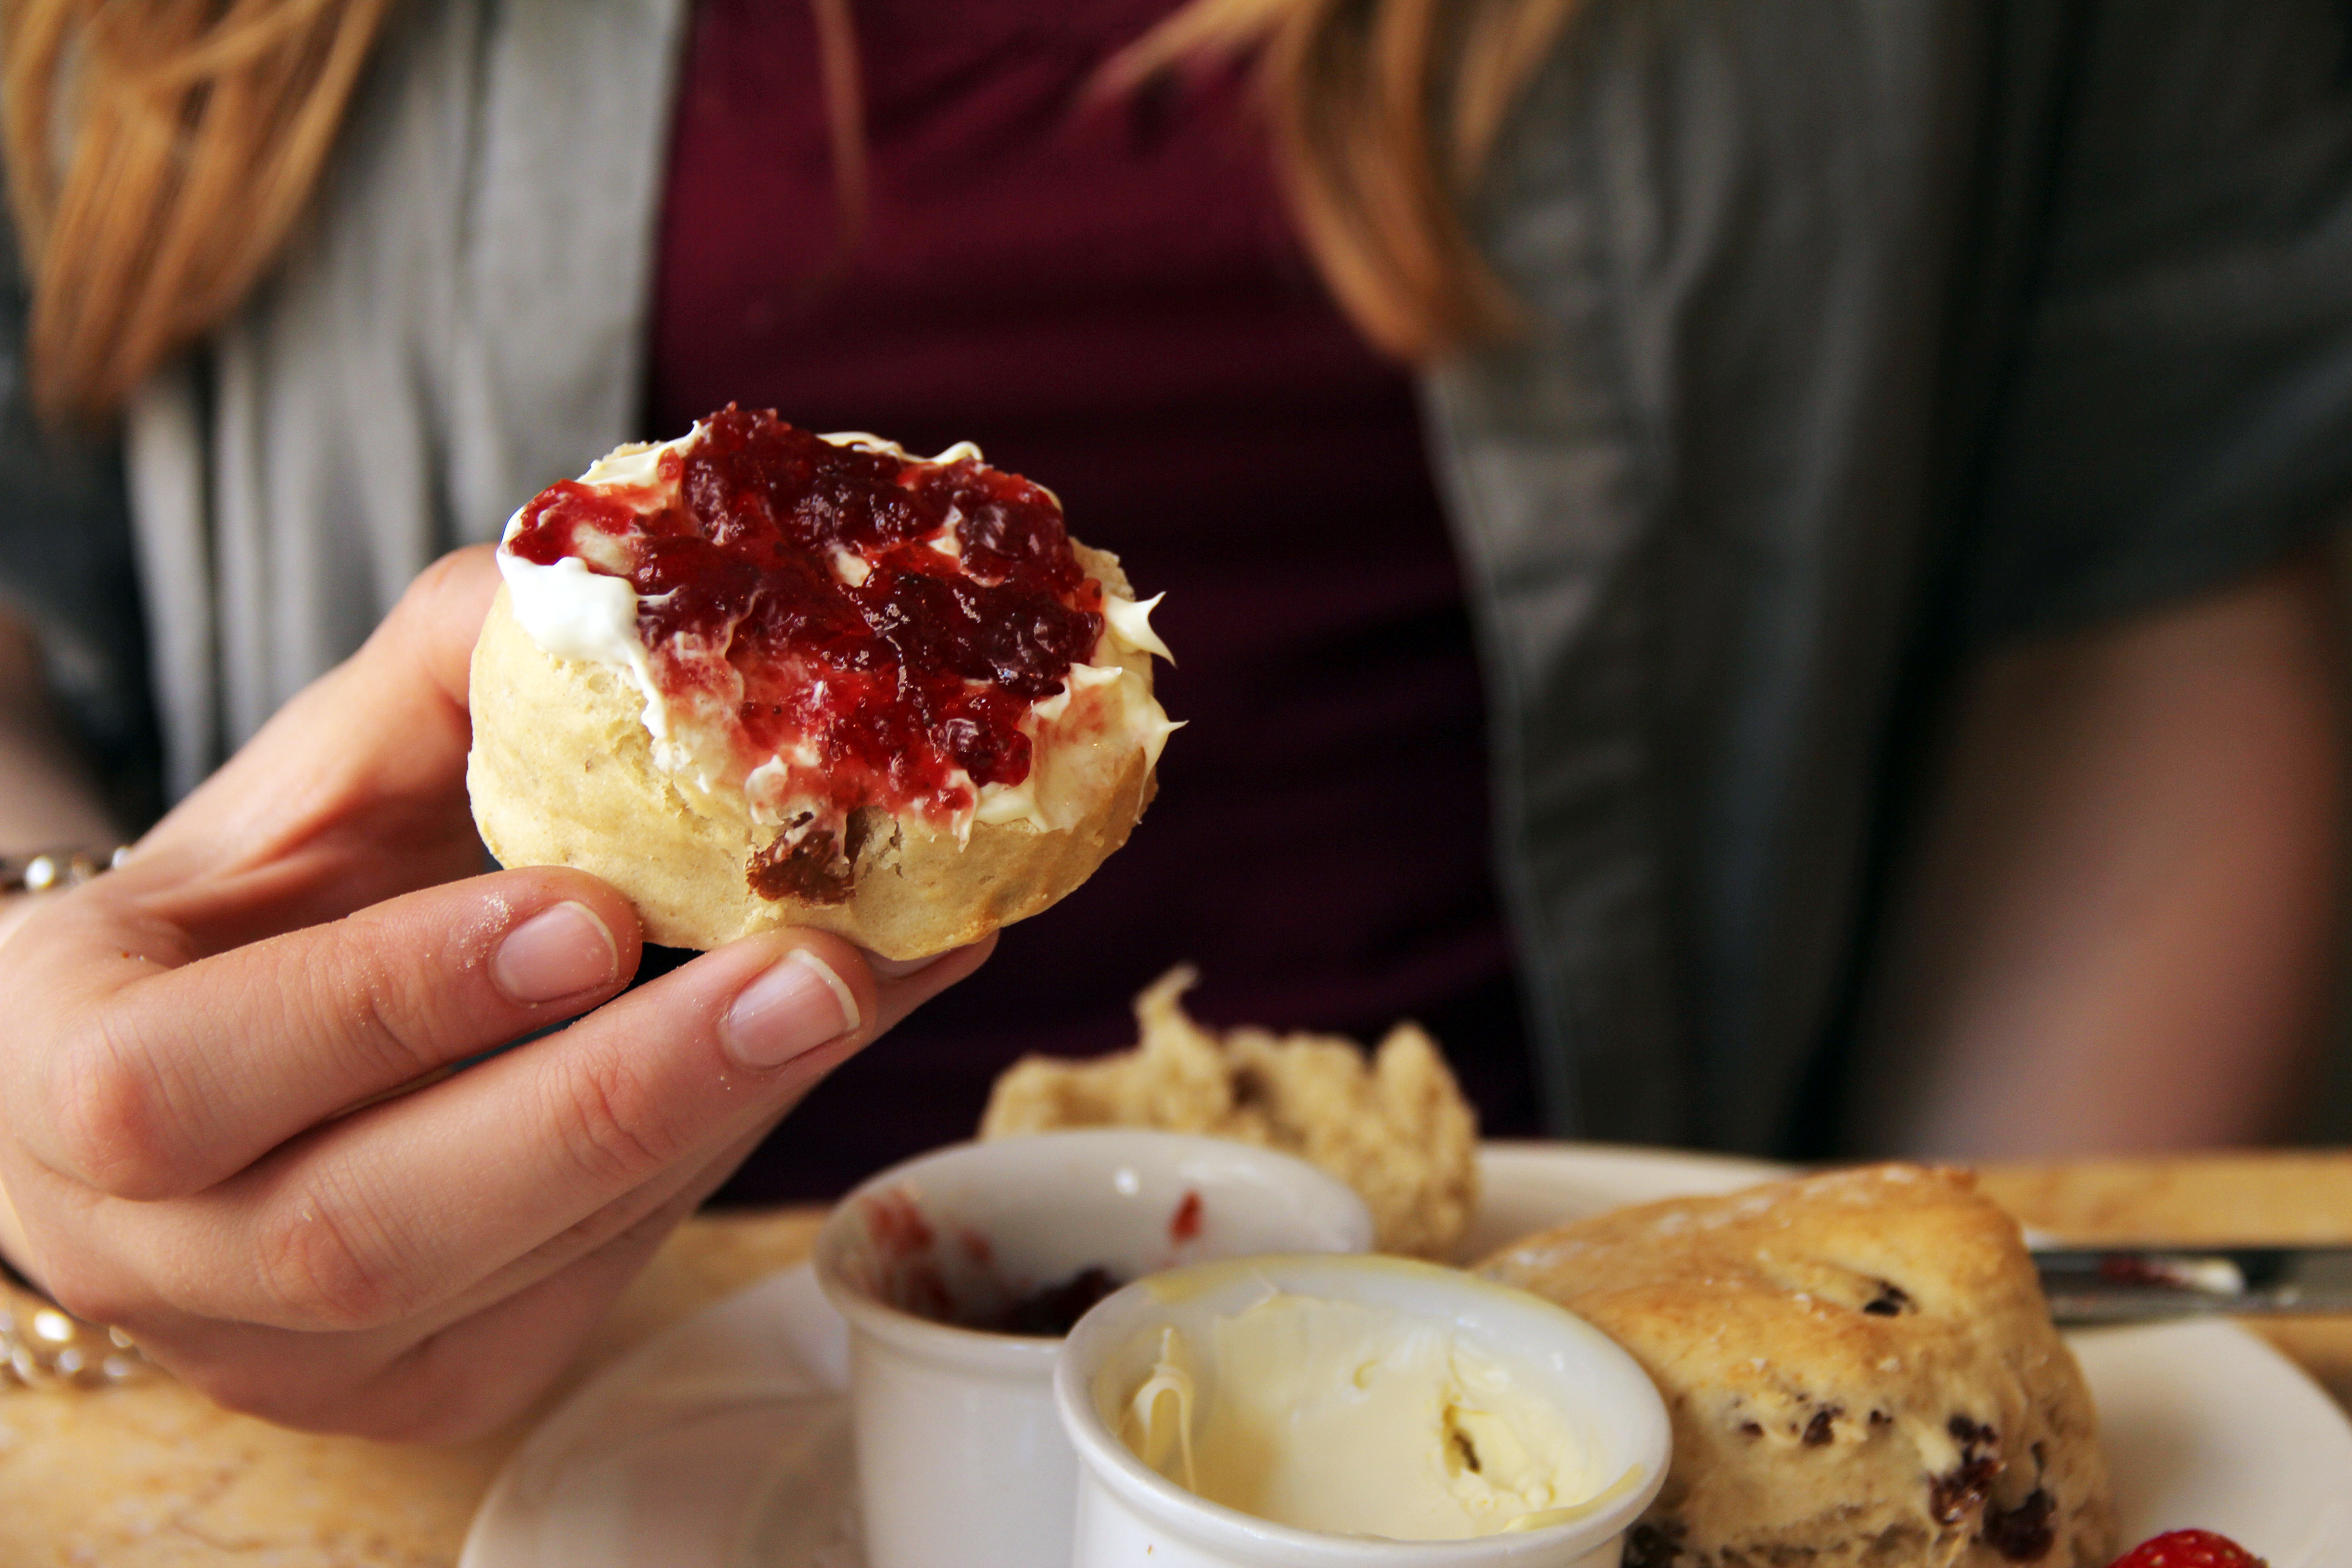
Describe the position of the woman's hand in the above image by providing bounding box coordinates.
[0,547,990,1440]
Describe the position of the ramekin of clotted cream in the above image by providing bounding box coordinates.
[1054,1255,1669,1568]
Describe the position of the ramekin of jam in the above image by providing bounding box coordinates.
[812,1132,1372,1568]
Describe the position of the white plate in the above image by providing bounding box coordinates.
[462,1143,2352,1568]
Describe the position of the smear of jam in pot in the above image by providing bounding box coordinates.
[855,1190,1124,1338]
[861,1189,935,1253]
[858,1190,951,1323]
[507,407,1105,824]
[961,1266,1127,1338]
[1169,1190,1204,1243]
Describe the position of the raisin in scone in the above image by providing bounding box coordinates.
[1477,1166,2115,1568]
[469,410,1178,958]
[980,966,1478,1259]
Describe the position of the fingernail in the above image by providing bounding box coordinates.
[865,947,948,980]
[723,950,860,1070]
[492,902,619,1004]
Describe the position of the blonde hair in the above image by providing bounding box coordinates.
[3,0,397,418]
[1113,0,1580,361]
[3,0,1579,419]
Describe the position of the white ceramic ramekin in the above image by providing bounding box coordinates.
[813,1132,1374,1568]
[1054,1253,1671,1568]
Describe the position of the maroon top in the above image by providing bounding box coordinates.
[646,0,1534,1200]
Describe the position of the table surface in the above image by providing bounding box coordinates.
[4,1149,2347,1567]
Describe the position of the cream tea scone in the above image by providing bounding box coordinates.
[468,408,1177,958]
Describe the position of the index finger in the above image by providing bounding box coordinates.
[8,866,645,1200]
[118,932,991,1333]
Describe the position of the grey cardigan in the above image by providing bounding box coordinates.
[14,0,2352,1151]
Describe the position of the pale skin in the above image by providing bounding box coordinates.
[1850,549,2346,1157]
[0,547,993,1440]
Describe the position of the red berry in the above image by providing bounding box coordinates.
[2108,1530,2267,1568]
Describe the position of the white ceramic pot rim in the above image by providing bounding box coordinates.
[1055,1254,1671,1568]
[813,1132,1375,1371]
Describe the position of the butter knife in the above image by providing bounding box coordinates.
[2033,1245,2352,1324]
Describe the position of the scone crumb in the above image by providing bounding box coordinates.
[979,966,1479,1258]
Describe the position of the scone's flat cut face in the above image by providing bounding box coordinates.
[505,408,1105,846]
[473,412,1170,956]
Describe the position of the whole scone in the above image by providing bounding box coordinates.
[1476,1166,2115,1568]
[469,412,1176,958]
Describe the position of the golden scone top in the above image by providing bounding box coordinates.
[980,966,1479,1259]
[1478,1166,2117,1568]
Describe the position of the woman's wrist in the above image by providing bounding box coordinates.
[0,1090,152,1390]
[0,844,156,1388]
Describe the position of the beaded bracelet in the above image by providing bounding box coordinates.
[0,1254,151,1389]
[1,846,129,896]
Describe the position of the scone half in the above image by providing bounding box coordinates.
[468,414,1176,958]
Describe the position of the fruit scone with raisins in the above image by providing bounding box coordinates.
[1477,1165,2115,1568]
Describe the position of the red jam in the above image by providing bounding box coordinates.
[506,408,1105,885]
[962,1265,1125,1338]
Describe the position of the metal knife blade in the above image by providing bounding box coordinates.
[2033,1245,2352,1324]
